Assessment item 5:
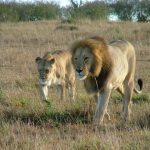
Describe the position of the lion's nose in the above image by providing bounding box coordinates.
[76,69,83,73]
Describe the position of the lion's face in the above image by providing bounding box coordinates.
[72,47,94,80]
[35,57,55,85]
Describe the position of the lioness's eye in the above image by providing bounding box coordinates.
[74,57,77,61]
[45,69,49,74]
[39,69,42,73]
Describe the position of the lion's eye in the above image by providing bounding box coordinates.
[45,69,49,74]
[74,57,77,61]
[39,69,43,73]
[84,57,89,62]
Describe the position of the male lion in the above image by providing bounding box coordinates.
[35,50,76,102]
[71,37,143,127]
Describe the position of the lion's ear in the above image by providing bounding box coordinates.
[35,57,42,64]
[48,58,55,65]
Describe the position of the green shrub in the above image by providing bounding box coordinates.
[0,1,60,22]
[132,94,150,103]
[63,1,108,21]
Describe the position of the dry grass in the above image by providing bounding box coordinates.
[0,20,150,150]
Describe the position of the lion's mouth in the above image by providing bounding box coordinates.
[76,73,88,80]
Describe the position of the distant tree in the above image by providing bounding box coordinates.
[0,2,19,22]
[135,0,150,22]
[68,0,83,19]
[111,1,133,21]
[0,1,60,22]
[80,1,108,20]
[63,0,108,20]
[17,2,60,21]
[111,0,150,22]
[70,0,83,9]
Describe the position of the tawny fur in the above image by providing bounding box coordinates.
[36,50,76,102]
[71,37,143,127]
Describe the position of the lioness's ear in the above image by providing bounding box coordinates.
[48,58,55,65]
[35,57,42,64]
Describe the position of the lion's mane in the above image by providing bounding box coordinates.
[71,37,113,93]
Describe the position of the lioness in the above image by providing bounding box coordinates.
[71,37,143,127]
[35,50,76,102]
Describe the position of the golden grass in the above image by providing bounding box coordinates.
[0,20,150,149]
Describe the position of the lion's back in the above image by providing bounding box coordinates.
[109,40,135,56]
[108,40,136,86]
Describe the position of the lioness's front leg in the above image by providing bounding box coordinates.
[68,81,76,101]
[57,85,65,100]
[93,88,112,127]
[57,82,66,100]
[39,85,48,101]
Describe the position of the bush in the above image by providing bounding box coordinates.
[62,1,109,21]
[110,1,133,21]
[80,1,108,20]
[110,0,150,22]
[0,1,60,22]
[0,2,19,22]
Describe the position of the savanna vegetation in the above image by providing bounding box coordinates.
[0,20,150,149]
[0,0,150,22]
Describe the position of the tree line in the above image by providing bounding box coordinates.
[0,0,150,22]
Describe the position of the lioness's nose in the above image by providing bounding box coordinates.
[76,69,83,73]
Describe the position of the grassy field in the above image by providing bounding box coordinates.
[0,20,150,150]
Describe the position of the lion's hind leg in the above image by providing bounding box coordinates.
[117,85,126,115]
[121,80,134,121]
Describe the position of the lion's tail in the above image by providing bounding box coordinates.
[134,79,143,94]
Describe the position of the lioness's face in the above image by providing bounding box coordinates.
[35,57,55,85]
[72,47,94,80]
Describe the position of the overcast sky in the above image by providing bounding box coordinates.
[55,0,96,7]
[13,0,96,7]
